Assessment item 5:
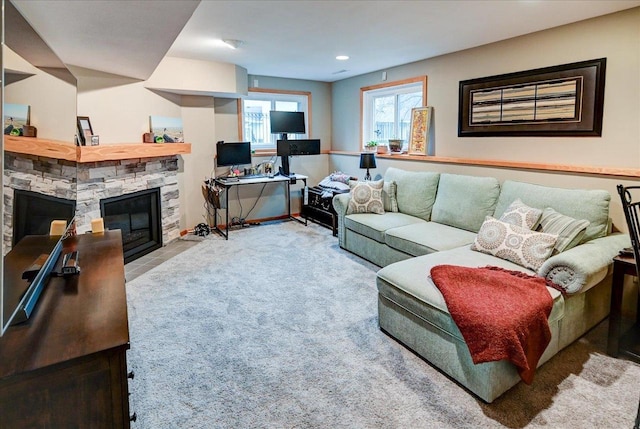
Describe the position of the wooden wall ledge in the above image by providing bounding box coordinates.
[4,136,191,163]
[330,151,640,179]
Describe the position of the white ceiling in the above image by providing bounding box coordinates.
[12,0,640,82]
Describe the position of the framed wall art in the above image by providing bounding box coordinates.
[76,116,93,146]
[408,106,433,155]
[150,115,184,143]
[458,58,606,137]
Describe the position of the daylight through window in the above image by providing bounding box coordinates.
[241,90,310,149]
[361,77,426,150]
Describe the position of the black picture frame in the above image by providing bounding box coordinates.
[458,58,606,137]
[76,116,93,146]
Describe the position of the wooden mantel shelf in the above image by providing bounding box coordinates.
[77,143,191,163]
[330,151,640,179]
[4,136,191,163]
[4,135,77,161]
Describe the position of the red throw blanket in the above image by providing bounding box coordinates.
[430,265,558,384]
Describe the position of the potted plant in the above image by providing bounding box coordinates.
[365,140,378,152]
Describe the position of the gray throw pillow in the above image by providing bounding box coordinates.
[537,207,590,253]
[382,181,398,213]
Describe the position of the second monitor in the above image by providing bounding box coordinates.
[276,139,321,176]
[276,139,321,156]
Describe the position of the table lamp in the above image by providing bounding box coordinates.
[359,152,377,181]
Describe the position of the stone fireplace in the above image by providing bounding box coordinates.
[76,156,180,246]
[4,141,189,257]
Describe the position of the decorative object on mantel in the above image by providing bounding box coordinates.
[149,115,184,143]
[76,116,93,146]
[90,135,100,146]
[458,58,606,137]
[142,132,155,143]
[359,152,377,181]
[409,106,433,155]
[4,103,31,136]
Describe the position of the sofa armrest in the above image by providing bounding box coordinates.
[538,233,630,294]
[332,193,351,248]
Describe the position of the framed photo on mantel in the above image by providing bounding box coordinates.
[458,58,606,137]
[76,116,93,146]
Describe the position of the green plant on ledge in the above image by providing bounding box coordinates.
[365,140,377,152]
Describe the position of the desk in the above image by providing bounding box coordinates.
[607,254,640,361]
[213,174,308,239]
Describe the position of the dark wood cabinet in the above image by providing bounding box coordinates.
[0,231,131,429]
[302,186,348,236]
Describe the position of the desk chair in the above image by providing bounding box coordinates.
[617,184,640,429]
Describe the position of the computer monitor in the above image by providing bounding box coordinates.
[216,141,252,167]
[270,111,305,138]
[276,139,321,176]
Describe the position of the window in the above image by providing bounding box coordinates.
[241,89,310,149]
[361,77,426,149]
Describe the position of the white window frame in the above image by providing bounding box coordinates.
[361,77,427,149]
[240,89,311,149]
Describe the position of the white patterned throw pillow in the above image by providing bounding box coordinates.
[347,180,385,215]
[471,216,558,271]
[499,199,542,230]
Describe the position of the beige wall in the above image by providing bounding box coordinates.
[333,9,640,166]
[146,57,248,97]
[331,8,640,231]
[4,47,76,142]
[74,66,217,232]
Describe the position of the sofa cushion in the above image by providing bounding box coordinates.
[472,217,557,271]
[376,246,565,343]
[384,222,477,257]
[384,167,440,220]
[345,212,425,243]
[347,180,385,215]
[499,198,542,230]
[538,207,590,254]
[431,173,500,232]
[494,180,610,243]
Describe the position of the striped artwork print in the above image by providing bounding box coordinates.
[470,77,581,125]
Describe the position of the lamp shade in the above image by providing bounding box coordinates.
[359,153,377,169]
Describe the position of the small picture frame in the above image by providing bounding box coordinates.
[90,135,100,146]
[408,106,433,155]
[77,116,93,146]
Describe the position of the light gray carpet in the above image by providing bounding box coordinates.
[126,221,640,428]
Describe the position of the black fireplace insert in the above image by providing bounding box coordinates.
[13,190,76,246]
[100,188,162,263]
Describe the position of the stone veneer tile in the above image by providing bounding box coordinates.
[6,153,182,247]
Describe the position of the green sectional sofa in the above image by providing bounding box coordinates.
[333,167,628,402]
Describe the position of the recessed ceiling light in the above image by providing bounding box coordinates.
[222,39,243,49]
[336,55,349,61]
